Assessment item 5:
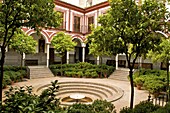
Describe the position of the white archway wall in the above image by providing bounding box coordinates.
[26,30,49,43]
[72,36,84,47]
[30,33,47,53]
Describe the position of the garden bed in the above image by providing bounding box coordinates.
[50,62,115,78]
[1,66,27,89]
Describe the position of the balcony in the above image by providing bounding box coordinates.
[73,24,91,34]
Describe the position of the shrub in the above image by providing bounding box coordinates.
[2,80,64,113]
[133,101,160,113]
[133,69,168,93]
[77,71,83,78]
[144,79,165,94]
[84,71,91,78]
[67,103,93,113]
[120,107,133,113]
[134,76,145,86]
[92,100,116,113]
[3,73,12,85]
[91,72,98,78]
[51,69,60,76]
[49,62,115,78]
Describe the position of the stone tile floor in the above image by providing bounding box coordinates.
[2,76,149,112]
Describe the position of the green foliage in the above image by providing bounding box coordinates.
[120,107,133,113]
[133,69,168,93]
[0,0,62,101]
[134,76,145,86]
[51,32,77,58]
[2,66,27,89]
[87,26,114,57]
[9,32,37,67]
[144,79,166,93]
[67,100,116,113]
[1,80,64,113]
[10,32,37,55]
[49,62,115,78]
[148,39,170,64]
[133,101,160,113]
[92,100,116,113]
[150,102,170,113]
[1,81,117,113]
[67,103,94,113]
[120,101,160,113]
[88,0,169,108]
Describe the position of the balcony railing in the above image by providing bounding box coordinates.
[73,24,91,34]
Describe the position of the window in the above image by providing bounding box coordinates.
[74,16,80,32]
[39,37,45,53]
[88,16,94,32]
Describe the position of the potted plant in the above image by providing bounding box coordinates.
[144,79,165,97]
[134,77,145,90]
[77,71,83,78]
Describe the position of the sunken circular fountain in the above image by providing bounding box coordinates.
[61,93,93,103]
[34,81,124,106]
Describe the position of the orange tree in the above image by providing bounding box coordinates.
[88,0,170,109]
[0,0,62,102]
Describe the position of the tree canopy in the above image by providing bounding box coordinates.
[51,31,77,58]
[10,32,37,55]
[148,37,170,101]
[10,31,37,66]
[0,0,62,102]
[88,0,170,108]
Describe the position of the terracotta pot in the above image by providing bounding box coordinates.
[136,84,142,90]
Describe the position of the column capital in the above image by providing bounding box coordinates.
[82,43,86,48]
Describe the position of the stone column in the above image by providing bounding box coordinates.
[46,43,50,67]
[22,53,25,66]
[97,56,100,65]
[116,54,118,70]
[67,51,69,64]
[82,43,86,62]
[139,57,142,68]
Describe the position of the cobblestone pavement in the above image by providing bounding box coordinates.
[2,76,149,112]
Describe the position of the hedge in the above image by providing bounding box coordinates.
[50,62,115,78]
[1,66,27,89]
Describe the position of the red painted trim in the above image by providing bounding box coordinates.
[54,0,110,13]
[72,35,86,41]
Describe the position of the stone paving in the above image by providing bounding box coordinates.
[2,75,149,112]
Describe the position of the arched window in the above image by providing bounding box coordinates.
[39,36,45,53]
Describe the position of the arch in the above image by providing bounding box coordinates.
[25,29,49,43]
[72,35,84,47]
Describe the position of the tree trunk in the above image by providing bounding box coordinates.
[129,68,134,109]
[0,47,5,103]
[166,60,170,102]
[61,53,63,76]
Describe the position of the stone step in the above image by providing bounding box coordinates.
[108,69,129,81]
[56,89,107,99]
[28,66,54,79]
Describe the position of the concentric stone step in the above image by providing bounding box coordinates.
[34,81,124,106]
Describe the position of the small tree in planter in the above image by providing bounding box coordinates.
[51,32,76,76]
[10,31,37,67]
[144,79,165,97]
[148,38,170,101]
[134,76,145,90]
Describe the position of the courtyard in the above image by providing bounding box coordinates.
[2,71,149,112]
